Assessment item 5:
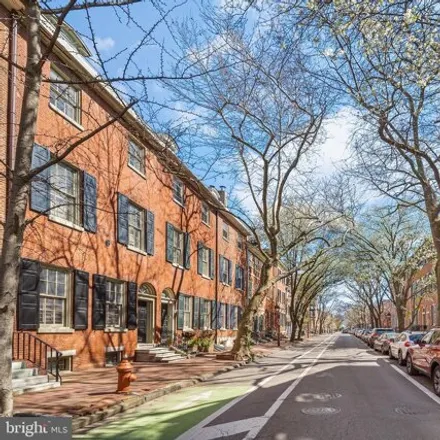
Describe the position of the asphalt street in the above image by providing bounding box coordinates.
[76,333,440,440]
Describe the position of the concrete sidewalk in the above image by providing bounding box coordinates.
[13,341,288,430]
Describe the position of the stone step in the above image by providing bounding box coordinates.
[12,368,39,380]
[12,361,26,370]
[134,353,156,362]
[154,351,184,359]
[158,355,186,363]
[13,381,61,396]
[12,375,49,389]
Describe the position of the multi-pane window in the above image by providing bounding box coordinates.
[202,300,211,329]
[220,303,227,328]
[172,229,184,266]
[220,256,232,285]
[173,178,184,205]
[39,267,69,327]
[105,280,124,329]
[200,246,210,277]
[51,162,80,225]
[201,203,210,225]
[183,295,193,329]
[49,69,81,123]
[237,234,244,250]
[128,140,145,174]
[128,202,144,250]
[222,222,229,241]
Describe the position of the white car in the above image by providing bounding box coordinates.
[389,331,425,365]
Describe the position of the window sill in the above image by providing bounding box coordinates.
[49,215,84,232]
[172,263,185,270]
[173,198,185,208]
[128,163,147,179]
[221,282,231,287]
[38,327,74,334]
[201,274,212,280]
[202,221,211,228]
[49,103,84,131]
[104,328,128,333]
[127,245,148,256]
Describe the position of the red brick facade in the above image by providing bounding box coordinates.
[0,5,287,370]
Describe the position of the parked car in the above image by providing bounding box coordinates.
[406,328,440,396]
[362,330,372,343]
[373,332,398,354]
[389,331,425,365]
[368,328,394,348]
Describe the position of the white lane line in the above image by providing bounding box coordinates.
[176,335,334,440]
[388,362,440,406]
[243,335,336,440]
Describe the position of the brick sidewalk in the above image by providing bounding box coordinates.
[13,341,285,420]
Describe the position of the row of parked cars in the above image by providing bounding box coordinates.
[348,327,440,396]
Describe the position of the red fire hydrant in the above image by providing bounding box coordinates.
[116,357,137,393]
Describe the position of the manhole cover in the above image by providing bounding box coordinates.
[394,407,425,416]
[296,392,342,402]
[301,407,341,416]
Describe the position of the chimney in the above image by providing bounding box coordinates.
[218,186,228,207]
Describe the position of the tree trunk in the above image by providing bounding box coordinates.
[395,297,405,332]
[0,3,42,416]
[232,264,271,357]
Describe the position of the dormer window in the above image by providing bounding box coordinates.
[222,222,229,241]
[201,203,210,225]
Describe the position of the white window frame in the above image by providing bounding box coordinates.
[200,246,210,277]
[128,201,144,251]
[105,279,125,330]
[173,228,184,267]
[220,257,230,285]
[50,162,81,228]
[128,140,146,175]
[183,295,193,329]
[201,203,210,226]
[220,303,227,329]
[237,234,244,250]
[173,178,184,205]
[222,222,229,241]
[39,266,71,329]
[202,300,211,330]
[49,68,81,125]
[232,306,238,330]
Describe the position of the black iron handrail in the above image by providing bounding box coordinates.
[12,331,62,383]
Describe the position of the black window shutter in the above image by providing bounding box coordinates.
[211,300,217,329]
[83,172,97,232]
[197,242,203,275]
[193,297,200,329]
[228,260,233,285]
[209,248,214,279]
[92,274,106,329]
[219,255,224,282]
[74,270,89,330]
[126,282,137,330]
[145,210,155,255]
[217,302,222,329]
[166,222,174,262]
[177,294,184,329]
[30,144,51,214]
[225,304,230,329]
[18,259,41,330]
[184,232,191,269]
[117,193,129,245]
[199,298,205,329]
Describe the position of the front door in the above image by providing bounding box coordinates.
[138,300,154,344]
[160,302,169,344]
[138,301,147,343]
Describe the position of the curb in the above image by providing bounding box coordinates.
[72,357,254,433]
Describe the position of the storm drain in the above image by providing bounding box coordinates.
[394,407,426,416]
[301,407,341,416]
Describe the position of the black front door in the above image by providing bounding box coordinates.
[138,301,147,343]
[161,302,169,344]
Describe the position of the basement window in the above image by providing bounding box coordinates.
[105,351,122,367]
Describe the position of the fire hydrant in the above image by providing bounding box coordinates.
[116,357,137,393]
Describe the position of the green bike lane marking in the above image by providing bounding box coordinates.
[74,384,248,440]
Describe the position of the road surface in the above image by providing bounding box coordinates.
[75,333,440,440]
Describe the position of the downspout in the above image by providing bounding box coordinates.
[6,13,17,205]
[215,209,219,344]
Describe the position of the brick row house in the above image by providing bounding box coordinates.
[0,3,288,373]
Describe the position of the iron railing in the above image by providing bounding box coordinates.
[12,331,62,383]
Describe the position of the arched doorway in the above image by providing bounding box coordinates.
[138,283,156,344]
[160,288,175,345]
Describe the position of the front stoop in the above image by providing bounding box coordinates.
[12,361,61,396]
[135,346,186,363]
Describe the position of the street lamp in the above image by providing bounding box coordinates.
[275,304,281,347]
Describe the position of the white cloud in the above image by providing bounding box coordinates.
[96,37,115,52]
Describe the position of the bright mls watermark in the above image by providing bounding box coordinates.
[0,417,71,439]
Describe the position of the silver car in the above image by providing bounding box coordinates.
[389,331,425,365]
